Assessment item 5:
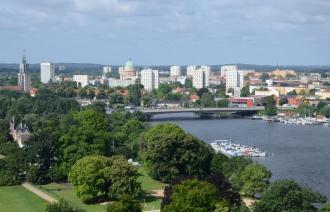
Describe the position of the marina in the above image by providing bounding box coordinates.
[211,140,266,157]
[252,115,330,127]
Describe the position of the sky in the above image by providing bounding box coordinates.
[0,0,330,65]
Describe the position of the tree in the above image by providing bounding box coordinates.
[253,179,327,212]
[59,109,111,171]
[264,95,277,116]
[240,86,250,97]
[320,107,330,118]
[200,93,215,107]
[106,195,142,212]
[143,123,213,182]
[184,78,192,88]
[45,199,85,212]
[68,155,142,203]
[237,164,271,197]
[320,204,330,212]
[287,89,297,96]
[0,142,23,185]
[127,84,143,105]
[260,73,270,82]
[163,179,218,212]
[321,73,328,78]
[296,103,314,117]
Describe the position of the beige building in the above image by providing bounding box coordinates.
[272,69,297,78]
[315,90,330,100]
[119,59,138,80]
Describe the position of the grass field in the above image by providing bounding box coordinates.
[36,167,166,211]
[38,183,106,212]
[138,167,166,210]
[0,186,47,212]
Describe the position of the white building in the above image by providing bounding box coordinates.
[192,67,210,89]
[176,76,187,85]
[170,66,181,77]
[103,66,112,74]
[141,69,159,91]
[221,65,237,78]
[225,67,244,97]
[187,65,197,76]
[40,62,55,84]
[73,75,89,87]
[201,65,211,87]
[108,78,135,88]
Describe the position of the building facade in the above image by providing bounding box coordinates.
[73,75,89,87]
[141,69,159,91]
[18,52,31,93]
[40,62,55,84]
[192,67,210,89]
[170,65,181,77]
[186,65,197,76]
[221,65,237,78]
[119,59,138,80]
[103,66,112,74]
[226,66,244,97]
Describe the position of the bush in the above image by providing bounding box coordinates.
[45,199,85,212]
[106,195,142,212]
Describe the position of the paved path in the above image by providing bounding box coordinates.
[22,182,58,203]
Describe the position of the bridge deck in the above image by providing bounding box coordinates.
[139,107,264,114]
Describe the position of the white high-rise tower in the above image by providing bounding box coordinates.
[40,62,55,84]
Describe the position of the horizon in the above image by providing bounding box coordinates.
[0,0,329,65]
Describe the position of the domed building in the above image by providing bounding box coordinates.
[119,59,138,80]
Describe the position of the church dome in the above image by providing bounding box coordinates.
[125,59,134,70]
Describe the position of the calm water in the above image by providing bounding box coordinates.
[150,113,330,198]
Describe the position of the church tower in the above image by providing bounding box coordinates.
[18,50,31,93]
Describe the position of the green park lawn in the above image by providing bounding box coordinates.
[38,183,106,212]
[32,167,166,211]
[138,167,166,210]
[36,167,166,211]
[0,186,47,212]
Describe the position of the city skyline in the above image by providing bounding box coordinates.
[0,0,330,65]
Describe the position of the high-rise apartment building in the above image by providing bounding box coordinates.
[186,65,197,76]
[170,66,181,77]
[221,65,237,78]
[141,69,159,91]
[225,66,244,97]
[103,66,112,74]
[40,62,55,84]
[18,51,31,93]
[192,66,211,89]
[73,75,89,87]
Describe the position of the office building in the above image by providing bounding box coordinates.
[141,68,159,91]
[40,62,55,84]
[73,75,89,87]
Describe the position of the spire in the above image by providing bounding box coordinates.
[22,49,26,64]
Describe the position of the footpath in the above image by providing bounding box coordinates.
[22,182,57,203]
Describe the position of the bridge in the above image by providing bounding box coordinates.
[138,106,265,115]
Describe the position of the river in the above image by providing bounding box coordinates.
[149,113,330,199]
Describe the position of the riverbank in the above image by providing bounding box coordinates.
[149,116,330,199]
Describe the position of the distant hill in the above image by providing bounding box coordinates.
[1,63,329,75]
